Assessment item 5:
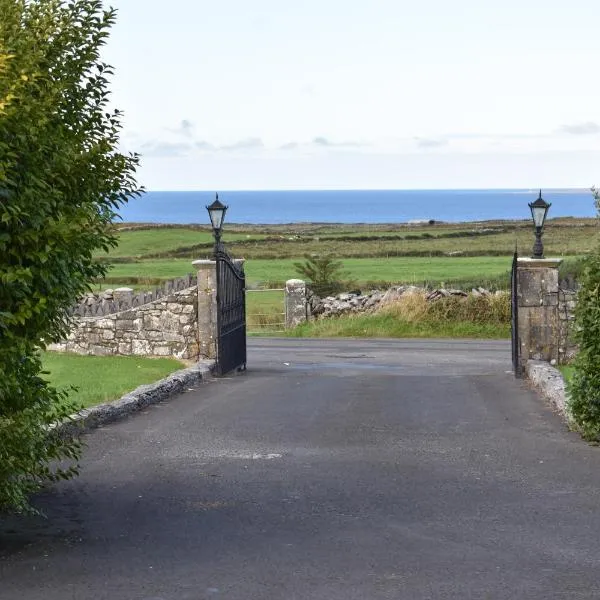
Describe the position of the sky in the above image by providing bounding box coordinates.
[103,0,600,190]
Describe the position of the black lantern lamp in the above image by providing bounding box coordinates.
[528,190,551,259]
[206,193,228,254]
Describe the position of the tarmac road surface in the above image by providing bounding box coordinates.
[2,338,600,599]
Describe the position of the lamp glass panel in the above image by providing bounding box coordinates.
[207,200,227,230]
[209,208,224,230]
[531,205,547,228]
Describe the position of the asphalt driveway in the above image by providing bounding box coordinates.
[1,338,600,599]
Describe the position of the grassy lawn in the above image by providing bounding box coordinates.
[42,352,185,409]
[102,256,514,288]
[287,313,510,339]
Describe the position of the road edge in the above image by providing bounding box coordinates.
[54,359,215,438]
[526,360,574,426]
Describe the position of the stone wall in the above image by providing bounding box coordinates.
[49,286,199,360]
[558,286,578,364]
[307,285,498,320]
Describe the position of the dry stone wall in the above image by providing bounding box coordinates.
[307,285,496,320]
[49,286,199,360]
[558,286,578,364]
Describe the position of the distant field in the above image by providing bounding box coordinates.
[96,228,265,258]
[101,256,514,288]
[246,289,285,332]
[94,219,596,296]
[101,220,600,261]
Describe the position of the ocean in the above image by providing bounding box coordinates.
[117,189,596,225]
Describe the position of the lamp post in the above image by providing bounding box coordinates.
[206,193,228,256]
[528,190,551,259]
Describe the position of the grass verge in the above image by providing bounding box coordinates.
[558,365,573,381]
[42,352,185,409]
[287,313,510,339]
[287,291,510,339]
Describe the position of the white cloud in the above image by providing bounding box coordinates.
[559,122,600,135]
[139,141,192,157]
[414,137,448,149]
[219,137,264,151]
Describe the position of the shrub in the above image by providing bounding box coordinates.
[567,251,600,438]
[567,188,600,439]
[0,0,139,512]
[294,254,350,296]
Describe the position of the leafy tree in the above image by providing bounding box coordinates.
[0,0,140,512]
[567,188,600,439]
[294,254,349,296]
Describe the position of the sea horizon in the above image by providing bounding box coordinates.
[117,188,597,225]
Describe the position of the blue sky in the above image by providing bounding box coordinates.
[104,0,600,190]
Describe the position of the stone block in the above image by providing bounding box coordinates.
[143,314,162,331]
[144,330,166,341]
[518,305,559,363]
[518,267,559,307]
[116,319,136,331]
[285,279,307,328]
[102,329,115,340]
[118,310,137,320]
[159,312,182,332]
[89,344,114,356]
[132,339,152,355]
[95,318,116,329]
[166,303,184,314]
[177,294,195,305]
[86,333,103,345]
[161,332,185,343]
[118,342,132,355]
[152,345,172,356]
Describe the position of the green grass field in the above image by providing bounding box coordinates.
[246,289,285,331]
[95,219,596,292]
[102,256,515,288]
[42,352,185,409]
[102,220,600,261]
[97,227,265,258]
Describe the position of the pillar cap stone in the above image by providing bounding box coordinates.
[192,259,216,267]
[517,257,563,268]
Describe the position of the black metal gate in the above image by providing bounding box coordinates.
[216,250,247,375]
[511,250,521,378]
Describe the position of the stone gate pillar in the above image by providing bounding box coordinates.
[193,259,217,360]
[517,257,563,366]
[285,279,308,328]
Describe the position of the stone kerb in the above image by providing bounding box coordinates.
[516,257,562,367]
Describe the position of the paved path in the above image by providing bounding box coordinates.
[2,339,600,599]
